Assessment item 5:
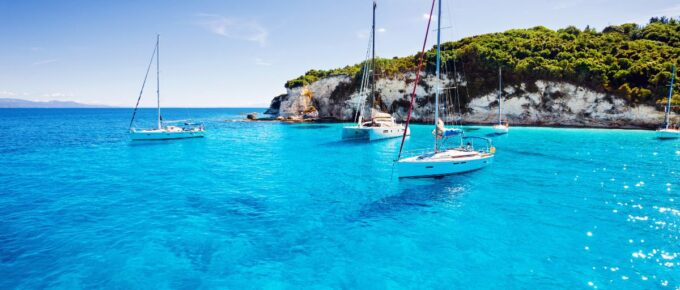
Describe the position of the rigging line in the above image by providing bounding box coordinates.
[444,62,455,125]
[436,0,456,127]
[355,31,374,123]
[358,57,373,122]
[128,41,158,130]
[396,0,437,161]
[664,64,676,129]
[358,31,374,122]
[447,0,464,127]
[370,0,377,113]
[156,34,161,130]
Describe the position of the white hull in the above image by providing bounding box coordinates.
[657,129,680,139]
[342,125,410,141]
[492,124,509,134]
[130,129,205,141]
[398,149,494,178]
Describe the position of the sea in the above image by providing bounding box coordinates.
[0,108,678,289]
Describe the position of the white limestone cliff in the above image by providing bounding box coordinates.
[266,74,664,128]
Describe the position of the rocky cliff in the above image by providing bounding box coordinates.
[265,73,665,128]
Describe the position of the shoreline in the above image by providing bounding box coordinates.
[244,117,661,130]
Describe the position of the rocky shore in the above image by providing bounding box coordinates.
[263,73,666,129]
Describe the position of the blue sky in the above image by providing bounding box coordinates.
[1,0,679,107]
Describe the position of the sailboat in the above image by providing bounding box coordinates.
[396,0,495,178]
[656,64,679,139]
[129,35,205,141]
[341,1,410,141]
[492,67,509,134]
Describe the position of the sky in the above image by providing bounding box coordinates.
[1,0,679,108]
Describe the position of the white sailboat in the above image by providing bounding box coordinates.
[129,35,205,141]
[341,1,410,141]
[656,64,679,139]
[492,67,509,134]
[396,0,495,178]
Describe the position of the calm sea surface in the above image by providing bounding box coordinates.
[0,108,678,289]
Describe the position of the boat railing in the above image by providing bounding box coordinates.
[398,148,438,159]
[460,136,494,154]
[398,136,495,160]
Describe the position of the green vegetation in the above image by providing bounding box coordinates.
[286,17,679,106]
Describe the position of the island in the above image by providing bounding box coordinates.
[264,18,680,129]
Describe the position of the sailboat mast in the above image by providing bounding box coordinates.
[370,1,376,113]
[664,64,676,129]
[498,67,502,125]
[156,34,161,130]
[434,0,441,151]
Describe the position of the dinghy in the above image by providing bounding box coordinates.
[396,0,494,178]
[657,64,679,140]
[128,35,204,141]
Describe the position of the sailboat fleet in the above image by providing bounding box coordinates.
[125,2,677,180]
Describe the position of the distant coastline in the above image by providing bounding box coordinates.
[0,99,268,109]
[0,98,113,108]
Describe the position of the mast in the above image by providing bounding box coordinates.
[370,1,376,114]
[664,64,676,129]
[498,67,502,125]
[156,34,161,130]
[433,0,441,152]
[396,0,436,160]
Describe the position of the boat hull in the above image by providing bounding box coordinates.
[492,124,509,134]
[341,125,410,141]
[130,130,205,141]
[656,129,680,139]
[398,151,494,178]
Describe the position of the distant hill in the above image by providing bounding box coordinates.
[0,98,112,108]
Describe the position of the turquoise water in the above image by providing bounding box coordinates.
[1,108,679,289]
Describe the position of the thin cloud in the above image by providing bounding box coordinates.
[254,58,272,66]
[377,28,386,33]
[196,13,268,46]
[32,59,58,66]
[0,91,17,97]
